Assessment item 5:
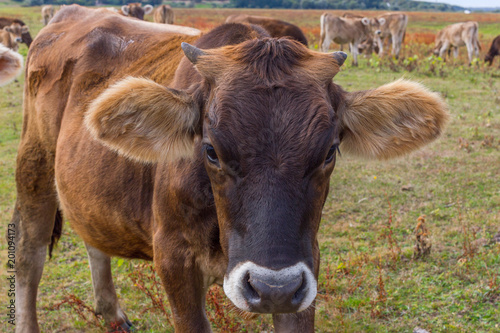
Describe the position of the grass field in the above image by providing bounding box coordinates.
[1,5,499,333]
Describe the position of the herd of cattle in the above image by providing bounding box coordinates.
[1,5,500,83]
[0,4,491,333]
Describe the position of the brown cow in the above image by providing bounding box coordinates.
[121,3,153,20]
[225,14,308,46]
[13,5,448,333]
[0,43,23,86]
[320,13,382,66]
[42,5,55,25]
[0,22,29,51]
[154,4,174,24]
[0,17,32,47]
[485,35,500,66]
[376,13,408,59]
[341,12,380,55]
[433,21,480,64]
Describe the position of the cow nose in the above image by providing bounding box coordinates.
[16,37,22,42]
[242,270,307,313]
[376,30,381,35]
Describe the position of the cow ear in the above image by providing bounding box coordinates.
[361,17,370,25]
[85,77,200,163]
[379,18,386,25]
[121,5,130,15]
[21,26,29,33]
[143,4,153,15]
[337,79,449,160]
[0,45,23,86]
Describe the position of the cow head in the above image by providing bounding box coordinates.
[85,38,448,314]
[4,23,29,45]
[121,3,153,20]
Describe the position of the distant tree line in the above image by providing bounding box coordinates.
[230,0,464,11]
[16,0,465,11]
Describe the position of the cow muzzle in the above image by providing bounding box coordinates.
[223,261,317,313]
[376,30,382,35]
[15,37,22,42]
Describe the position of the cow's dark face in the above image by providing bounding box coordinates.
[121,3,152,20]
[191,39,346,313]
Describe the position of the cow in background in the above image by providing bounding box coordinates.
[0,17,32,47]
[376,13,408,59]
[320,13,381,66]
[225,14,308,46]
[342,12,380,55]
[0,44,23,86]
[42,5,55,25]
[121,3,153,20]
[485,35,500,66]
[433,21,480,64]
[154,4,174,24]
[0,22,29,51]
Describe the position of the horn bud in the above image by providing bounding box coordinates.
[332,51,347,66]
[181,42,206,65]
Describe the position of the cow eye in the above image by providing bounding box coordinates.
[205,145,219,164]
[325,144,340,164]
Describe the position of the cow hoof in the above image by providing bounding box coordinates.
[108,319,134,332]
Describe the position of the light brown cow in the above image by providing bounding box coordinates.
[121,3,153,20]
[225,14,308,46]
[0,17,32,47]
[0,22,29,51]
[153,4,174,24]
[433,21,480,64]
[320,13,382,66]
[0,43,23,86]
[41,5,55,25]
[13,5,448,333]
[376,13,407,59]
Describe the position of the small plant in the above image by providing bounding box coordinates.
[49,294,103,329]
[414,215,432,259]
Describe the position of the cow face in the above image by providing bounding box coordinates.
[85,36,448,316]
[188,40,347,313]
[4,23,29,44]
[121,3,153,20]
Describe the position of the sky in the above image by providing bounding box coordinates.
[418,0,500,7]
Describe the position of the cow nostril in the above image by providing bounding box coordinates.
[292,273,307,304]
[243,272,260,302]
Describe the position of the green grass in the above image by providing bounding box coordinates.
[1,6,499,333]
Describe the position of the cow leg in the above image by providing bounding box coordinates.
[85,244,132,332]
[321,36,331,53]
[465,41,474,64]
[273,306,315,332]
[154,236,212,332]
[13,142,59,333]
[453,46,459,59]
[439,41,450,60]
[350,43,359,66]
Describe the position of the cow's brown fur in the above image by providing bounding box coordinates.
[485,35,500,66]
[153,4,174,24]
[0,43,23,86]
[14,5,448,333]
[0,22,28,51]
[225,14,308,46]
[0,17,32,47]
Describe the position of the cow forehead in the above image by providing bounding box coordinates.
[8,23,23,34]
